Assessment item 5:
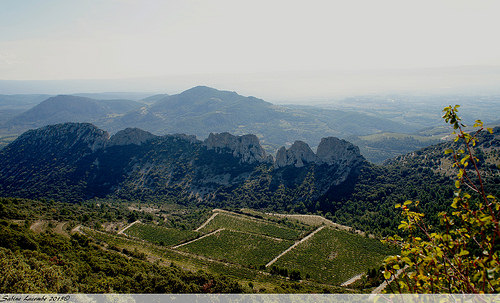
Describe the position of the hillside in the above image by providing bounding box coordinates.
[324,127,500,234]
[0,197,393,293]
[1,123,498,235]
[0,94,52,125]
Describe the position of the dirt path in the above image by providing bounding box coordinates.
[341,274,363,287]
[30,221,45,233]
[71,225,83,234]
[229,230,285,242]
[265,226,325,267]
[118,220,140,235]
[54,222,68,237]
[195,213,219,231]
[172,228,224,249]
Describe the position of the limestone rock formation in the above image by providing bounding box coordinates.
[275,140,318,168]
[204,132,271,164]
[316,137,363,167]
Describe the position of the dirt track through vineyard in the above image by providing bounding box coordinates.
[195,212,219,231]
[172,228,224,249]
[341,274,363,287]
[118,220,140,235]
[265,226,325,267]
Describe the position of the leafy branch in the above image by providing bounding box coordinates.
[382,105,499,293]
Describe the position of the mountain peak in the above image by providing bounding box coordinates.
[184,85,218,93]
[316,137,363,166]
[275,140,318,168]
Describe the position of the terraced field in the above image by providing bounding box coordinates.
[272,227,397,285]
[198,211,307,240]
[79,209,396,291]
[123,222,200,246]
[82,226,347,293]
[178,229,294,267]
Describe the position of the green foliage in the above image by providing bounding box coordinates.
[383,105,500,293]
[0,197,156,226]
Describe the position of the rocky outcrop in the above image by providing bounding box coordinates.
[316,137,363,167]
[275,141,318,168]
[108,128,156,146]
[204,132,272,164]
[275,137,363,168]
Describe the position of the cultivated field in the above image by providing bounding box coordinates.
[177,229,294,267]
[272,227,397,285]
[198,211,307,240]
[75,209,396,292]
[123,222,200,246]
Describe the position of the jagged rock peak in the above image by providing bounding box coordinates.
[204,132,270,164]
[275,137,363,168]
[16,122,109,151]
[316,137,363,166]
[275,140,318,168]
[109,128,157,146]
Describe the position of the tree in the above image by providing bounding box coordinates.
[382,105,499,293]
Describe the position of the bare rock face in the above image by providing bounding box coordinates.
[204,132,271,164]
[108,128,156,146]
[316,137,363,167]
[275,140,318,168]
[274,137,363,168]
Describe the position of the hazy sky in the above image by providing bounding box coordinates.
[1,0,500,99]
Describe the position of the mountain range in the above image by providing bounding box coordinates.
[0,122,364,205]
[0,86,426,162]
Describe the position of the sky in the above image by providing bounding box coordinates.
[1,0,500,100]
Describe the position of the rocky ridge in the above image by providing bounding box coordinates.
[0,122,366,206]
[204,132,272,164]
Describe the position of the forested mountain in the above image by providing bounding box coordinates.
[1,123,498,235]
